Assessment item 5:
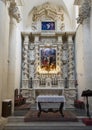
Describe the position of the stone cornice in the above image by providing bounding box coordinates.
[56,31,75,36]
[77,0,91,24]
[9,1,21,23]
[31,31,75,37]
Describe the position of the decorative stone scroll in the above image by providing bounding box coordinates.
[9,1,21,23]
[77,0,91,24]
[32,2,64,22]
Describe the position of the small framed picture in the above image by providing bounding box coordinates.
[41,21,55,30]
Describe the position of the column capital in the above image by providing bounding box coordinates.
[9,1,21,23]
[77,0,91,24]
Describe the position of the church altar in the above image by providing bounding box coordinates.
[36,95,65,117]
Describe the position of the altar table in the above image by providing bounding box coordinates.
[36,95,65,117]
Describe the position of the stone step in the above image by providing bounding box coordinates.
[5,116,92,130]
[7,115,86,123]
[7,116,24,122]
[4,122,84,130]
[4,122,92,130]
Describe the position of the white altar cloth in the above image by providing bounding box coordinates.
[36,95,65,110]
[36,95,65,103]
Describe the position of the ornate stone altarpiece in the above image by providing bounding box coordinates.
[21,2,77,107]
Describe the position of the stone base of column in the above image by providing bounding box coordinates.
[0,117,8,130]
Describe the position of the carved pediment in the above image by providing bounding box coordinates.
[32,2,64,22]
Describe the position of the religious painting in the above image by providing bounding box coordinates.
[41,21,55,30]
[40,48,56,71]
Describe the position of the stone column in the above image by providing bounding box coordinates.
[77,0,92,96]
[34,34,39,78]
[62,46,68,79]
[7,1,20,112]
[0,0,10,118]
[57,34,64,90]
[34,45,39,78]
[22,33,29,89]
[89,1,92,109]
[57,35,63,78]
[68,34,75,88]
[0,0,5,118]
